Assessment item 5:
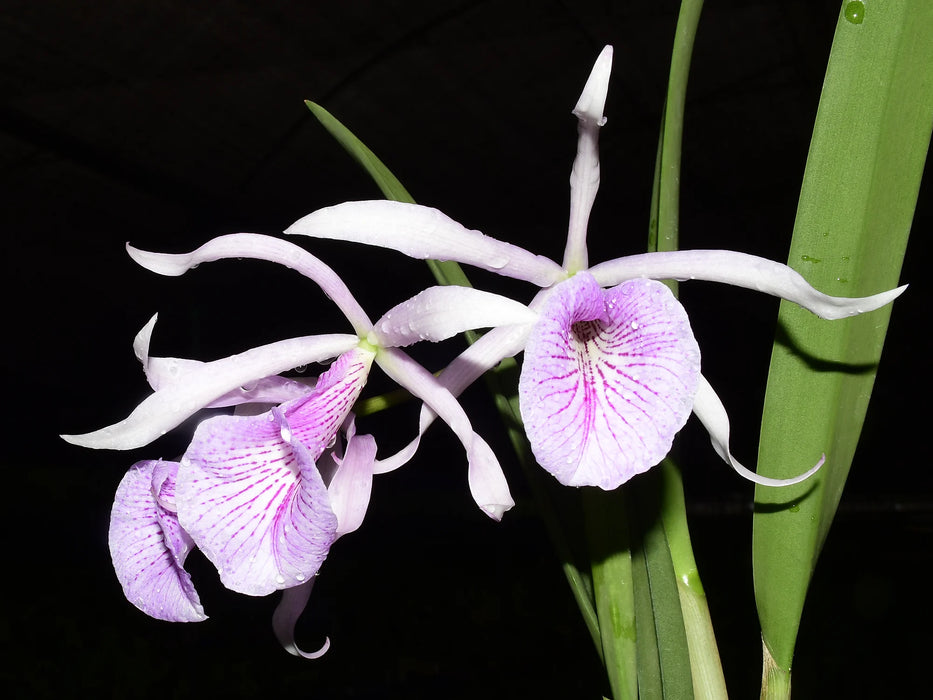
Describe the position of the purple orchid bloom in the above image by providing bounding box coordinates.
[282,45,906,490]
[63,234,537,655]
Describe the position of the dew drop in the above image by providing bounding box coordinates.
[630,321,639,331]
[789,503,801,513]
[487,255,510,270]
[295,573,306,582]
[275,574,286,585]
[844,1,865,24]
[294,364,308,374]
[800,254,822,263]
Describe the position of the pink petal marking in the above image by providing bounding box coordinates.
[109,460,206,622]
[176,349,373,595]
[519,272,701,489]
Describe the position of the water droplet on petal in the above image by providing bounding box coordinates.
[295,573,306,582]
[275,574,286,585]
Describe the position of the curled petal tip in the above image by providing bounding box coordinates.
[285,635,331,660]
[481,501,514,522]
[837,283,908,319]
[573,45,613,125]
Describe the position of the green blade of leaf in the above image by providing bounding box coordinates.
[585,488,638,700]
[752,0,933,684]
[305,100,473,288]
[631,470,695,700]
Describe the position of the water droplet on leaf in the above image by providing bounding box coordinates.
[844,1,865,24]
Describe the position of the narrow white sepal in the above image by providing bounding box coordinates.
[370,286,537,347]
[61,333,360,450]
[691,374,824,487]
[374,347,514,518]
[588,250,907,320]
[127,234,373,336]
[285,200,564,287]
[563,45,613,273]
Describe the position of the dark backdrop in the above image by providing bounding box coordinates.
[2,1,929,697]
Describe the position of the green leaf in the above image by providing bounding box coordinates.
[752,0,933,685]
[585,488,638,700]
[630,470,694,700]
[305,100,473,288]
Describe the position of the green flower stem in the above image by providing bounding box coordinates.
[584,487,638,700]
[658,461,727,699]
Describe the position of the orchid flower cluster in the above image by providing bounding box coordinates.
[63,46,904,657]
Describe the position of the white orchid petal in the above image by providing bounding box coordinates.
[61,333,360,450]
[564,45,613,273]
[372,324,530,475]
[375,347,514,519]
[285,200,564,287]
[127,234,372,335]
[691,375,824,487]
[588,249,906,320]
[371,286,537,347]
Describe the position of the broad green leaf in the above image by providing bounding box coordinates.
[752,0,932,688]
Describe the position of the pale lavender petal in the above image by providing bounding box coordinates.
[109,460,206,622]
[691,375,825,486]
[588,250,907,320]
[563,45,613,274]
[177,349,373,594]
[61,333,360,450]
[519,272,701,489]
[127,234,372,335]
[375,347,514,519]
[327,426,376,537]
[370,286,537,347]
[177,412,337,595]
[285,200,564,287]
[272,579,330,659]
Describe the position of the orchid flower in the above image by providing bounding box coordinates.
[62,234,537,654]
[283,45,906,490]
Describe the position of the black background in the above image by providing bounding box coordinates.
[2,1,929,697]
